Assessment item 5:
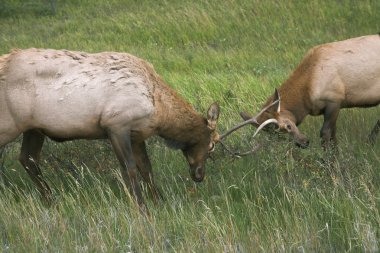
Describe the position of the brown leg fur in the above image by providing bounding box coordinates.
[368,120,380,145]
[108,129,147,214]
[132,141,163,203]
[320,104,340,150]
[19,129,52,203]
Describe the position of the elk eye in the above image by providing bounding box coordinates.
[286,124,292,130]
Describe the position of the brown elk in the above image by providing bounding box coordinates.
[0,48,220,211]
[231,35,380,149]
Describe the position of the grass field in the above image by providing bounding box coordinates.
[1,0,380,252]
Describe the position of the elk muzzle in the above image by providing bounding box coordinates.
[277,117,310,149]
[290,129,309,148]
[190,165,205,182]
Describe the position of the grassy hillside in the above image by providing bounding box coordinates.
[1,0,380,251]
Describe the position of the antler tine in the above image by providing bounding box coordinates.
[219,117,259,140]
[220,99,280,140]
[251,118,279,138]
[218,140,240,156]
[234,144,261,157]
[219,118,278,157]
[219,140,261,158]
[218,98,280,157]
[253,98,280,122]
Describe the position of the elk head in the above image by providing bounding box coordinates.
[182,102,220,182]
[240,89,309,148]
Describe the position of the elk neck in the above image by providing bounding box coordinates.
[276,82,311,125]
[266,48,320,125]
[151,77,209,149]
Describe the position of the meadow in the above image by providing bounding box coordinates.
[1,0,380,251]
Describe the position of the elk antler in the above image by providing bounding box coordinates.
[218,99,280,157]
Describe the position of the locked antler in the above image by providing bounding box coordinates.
[218,99,280,157]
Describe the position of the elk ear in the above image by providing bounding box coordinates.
[267,89,281,113]
[207,102,220,130]
[274,88,281,101]
[274,88,281,112]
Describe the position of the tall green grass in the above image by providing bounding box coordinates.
[1,0,380,251]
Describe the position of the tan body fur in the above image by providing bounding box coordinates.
[0,48,220,210]
[241,35,380,148]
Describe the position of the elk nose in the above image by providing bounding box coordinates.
[191,166,204,182]
[303,139,310,148]
[296,139,309,149]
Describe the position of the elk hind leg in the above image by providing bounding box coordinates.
[19,129,52,203]
[0,128,22,187]
[368,120,380,145]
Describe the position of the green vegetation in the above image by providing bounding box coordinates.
[1,0,380,251]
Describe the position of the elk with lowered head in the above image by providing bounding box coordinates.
[230,35,380,150]
[0,48,220,211]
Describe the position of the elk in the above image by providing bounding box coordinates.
[230,35,380,149]
[0,48,220,211]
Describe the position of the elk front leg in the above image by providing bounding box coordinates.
[0,127,22,189]
[320,104,340,150]
[132,141,163,203]
[0,147,5,185]
[19,130,52,203]
[368,120,380,145]
[108,130,146,211]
